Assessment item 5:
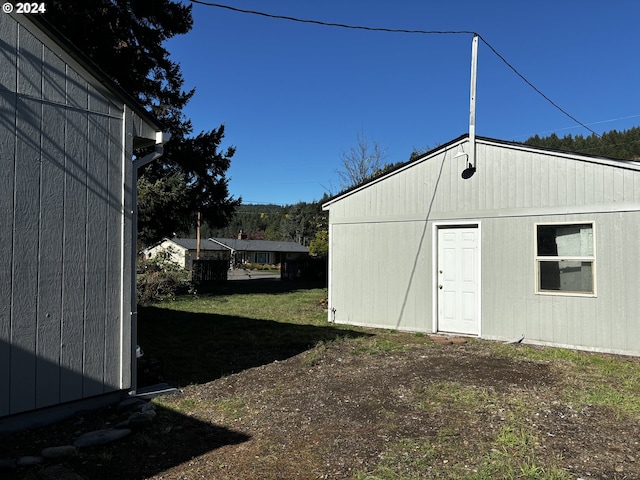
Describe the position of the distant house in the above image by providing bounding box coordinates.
[210,237,309,266]
[323,134,640,356]
[1,13,166,430]
[145,238,230,270]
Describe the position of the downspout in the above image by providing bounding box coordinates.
[129,131,170,395]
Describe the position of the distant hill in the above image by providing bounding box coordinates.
[197,199,328,246]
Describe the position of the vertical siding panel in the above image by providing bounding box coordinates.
[548,156,558,207]
[11,98,41,413]
[593,164,604,203]
[35,104,65,408]
[623,213,640,351]
[491,150,501,210]
[506,150,516,209]
[0,92,16,416]
[66,68,88,110]
[88,84,109,114]
[552,300,567,346]
[583,163,595,204]
[0,14,17,91]
[514,151,524,208]
[603,167,615,204]
[104,116,122,390]
[60,108,88,403]
[557,158,568,206]
[83,114,109,397]
[525,298,540,343]
[539,155,549,207]
[612,168,624,203]
[594,214,611,349]
[574,161,585,206]
[623,170,635,202]
[529,154,540,208]
[439,158,449,213]
[608,213,626,351]
[42,48,65,104]
[17,26,41,98]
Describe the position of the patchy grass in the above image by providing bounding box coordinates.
[4,280,640,480]
[137,280,368,386]
[487,342,640,420]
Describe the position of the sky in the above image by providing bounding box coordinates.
[166,1,640,206]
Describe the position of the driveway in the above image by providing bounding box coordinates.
[227,269,281,281]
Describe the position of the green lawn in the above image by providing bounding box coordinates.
[137,280,366,386]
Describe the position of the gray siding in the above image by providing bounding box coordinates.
[0,14,146,417]
[325,137,640,356]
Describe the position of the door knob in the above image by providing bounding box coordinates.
[438,284,443,289]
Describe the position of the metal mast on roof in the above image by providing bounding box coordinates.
[469,33,478,171]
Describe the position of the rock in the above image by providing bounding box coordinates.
[140,402,156,413]
[117,398,147,412]
[41,445,78,459]
[16,455,44,466]
[127,410,156,428]
[73,428,131,448]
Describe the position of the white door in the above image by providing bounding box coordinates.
[437,226,480,335]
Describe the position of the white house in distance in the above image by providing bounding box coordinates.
[0,13,165,430]
[146,237,309,270]
[323,134,640,356]
[210,237,310,266]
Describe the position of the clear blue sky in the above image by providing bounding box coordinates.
[167,1,640,206]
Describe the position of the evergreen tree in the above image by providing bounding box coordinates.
[525,126,640,160]
[45,0,240,246]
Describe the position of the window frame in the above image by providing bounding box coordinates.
[534,221,597,297]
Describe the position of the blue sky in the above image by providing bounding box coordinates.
[167,1,640,205]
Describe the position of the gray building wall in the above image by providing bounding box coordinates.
[324,136,640,356]
[0,14,159,418]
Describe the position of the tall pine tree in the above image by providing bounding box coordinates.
[45,0,240,245]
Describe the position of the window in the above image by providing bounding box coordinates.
[535,223,595,295]
[255,252,269,264]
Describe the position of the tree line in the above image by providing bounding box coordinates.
[525,126,640,160]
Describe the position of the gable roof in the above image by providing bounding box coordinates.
[210,238,309,254]
[167,238,228,251]
[323,133,640,209]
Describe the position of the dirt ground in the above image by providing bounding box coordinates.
[2,335,640,479]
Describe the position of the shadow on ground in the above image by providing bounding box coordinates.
[138,289,368,388]
[1,403,250,480]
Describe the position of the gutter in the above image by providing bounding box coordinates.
[130,131,171,396]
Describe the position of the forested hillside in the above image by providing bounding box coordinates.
[196,196,329,247]
[525,125,640,160]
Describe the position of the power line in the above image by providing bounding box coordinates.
[189,0,600,137]
[189,0,474,36]
[476,36,599,137]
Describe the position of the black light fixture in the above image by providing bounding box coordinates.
[455,150,476,179]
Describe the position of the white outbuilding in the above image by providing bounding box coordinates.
[0,13,166,430]
[323,134,640,356]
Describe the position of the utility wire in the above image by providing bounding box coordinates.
[189,0,474,36]
[189,0,600,137]
[476,37,599,137]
